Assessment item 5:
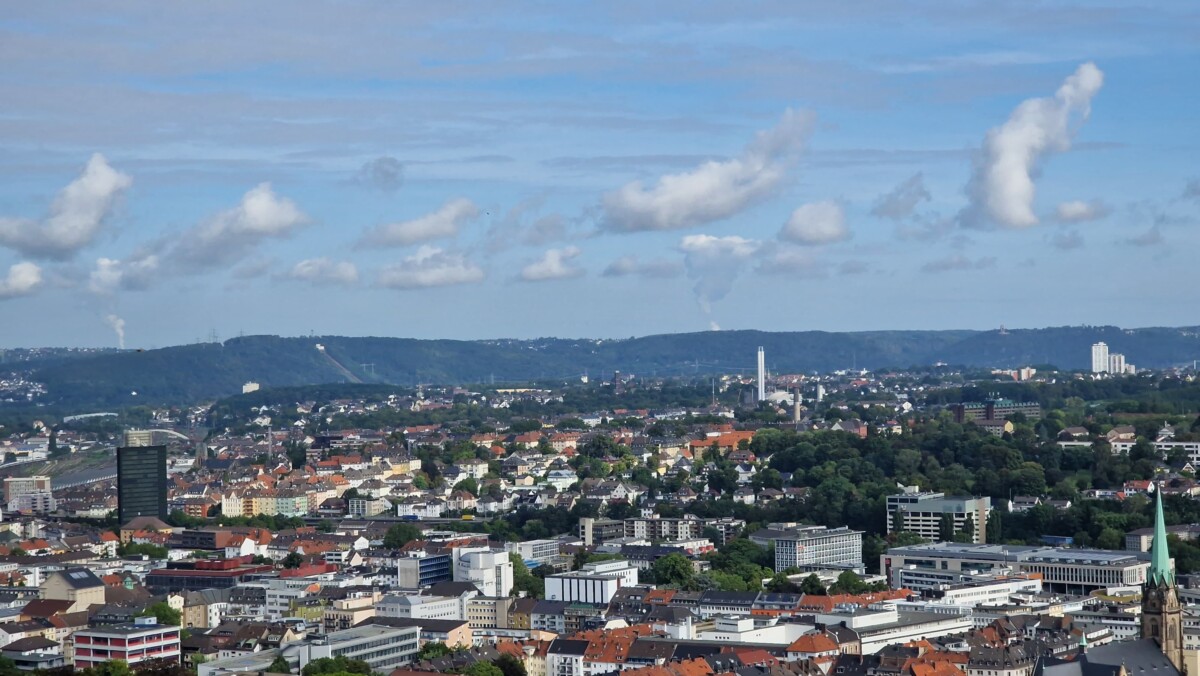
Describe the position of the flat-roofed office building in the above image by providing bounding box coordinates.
[117,445,168,523]
[882,542,1156,594]
[887,486,991,544]
[750,524,864,571]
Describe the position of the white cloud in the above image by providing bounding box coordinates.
[921,254,997,273]
[0,154,131,260]
[679,234,761,317]
[519,246,584,282]
[285,258,359,286]
[173,182,309,267]
[962,62,1104,229]
[871,173,930,220]
[0,262,43,299]
[351,156,404,193]
[88,251,160,294]
[361,198,478,247]
[1055,200,1110,223]
[601,108,814,232]
[601,255,682,279]
[377,246,484,289]
[779,200,850,245]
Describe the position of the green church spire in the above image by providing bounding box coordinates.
[1149,484,1174,586]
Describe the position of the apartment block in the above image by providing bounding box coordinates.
[3,476,50,503]
[621,516,745,545]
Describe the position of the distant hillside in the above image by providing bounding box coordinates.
[18,326,1200,408]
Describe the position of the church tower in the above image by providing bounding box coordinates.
[1142,485,1184,672]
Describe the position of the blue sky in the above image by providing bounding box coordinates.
[0,2,1197,348]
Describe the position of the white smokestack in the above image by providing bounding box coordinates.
[757,346,766,402]
[104,314,126,349]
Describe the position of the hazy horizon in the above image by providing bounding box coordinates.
[8,322,1196,353]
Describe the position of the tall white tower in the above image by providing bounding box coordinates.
[1091,342,1109,373]
[756,347,766,402]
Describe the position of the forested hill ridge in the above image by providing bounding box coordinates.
[14,325,1200,407]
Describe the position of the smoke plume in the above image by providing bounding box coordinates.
[104,314,126,349]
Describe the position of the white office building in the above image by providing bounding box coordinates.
[882,542,1155,594]
[912,575,1043,608]
[751,524,863,571]
[814,606,973,655]
[505,539,561,567]
[1092,342,1110,373]
[1111,440,1200,463]
[452,547,513,598]
[545,559,639,604]
[377,594,465,621]
[199,624,420,676]
[887,486,991,544]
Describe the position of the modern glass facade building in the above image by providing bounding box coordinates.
[117,445,168,523]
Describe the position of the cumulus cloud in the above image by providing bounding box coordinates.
[921,254,997,273]
[779,201,851,245]
[1051,230,1085,250]
[601,108,814,232]
[961,62,1104,229]
[1055,200,1110,223]
[284,258,359,286]
[871,173,931,220]
[680,234,761,323]
[0,154,131,260]
[351,156,404,193]
[0,262,43,299]
[172,182,308,268]
[377,246,484,289]
[601,255,682,279]
[361,198,479,247]
[88,250,161,294]
[519,246,585,282]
